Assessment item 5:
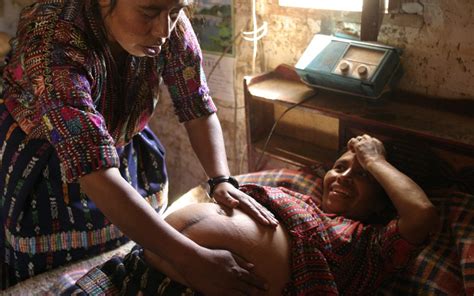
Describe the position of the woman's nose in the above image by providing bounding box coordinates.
[152,13,171,39]
[337,169,353,184]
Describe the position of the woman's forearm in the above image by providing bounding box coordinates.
[366,159,438,243]
[184,113,279,227]
[184,113,230,178]
[79,168,200,266]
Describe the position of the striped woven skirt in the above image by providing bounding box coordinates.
[62,245,198,295]
[0,101,168,288]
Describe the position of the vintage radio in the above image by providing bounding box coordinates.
[295,34,403,100]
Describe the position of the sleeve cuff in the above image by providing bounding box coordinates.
[175,92,217,122]
[54,133,120,183]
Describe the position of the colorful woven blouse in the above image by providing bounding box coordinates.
[0,0,216,285]
[241,185,424,295]
[2,0,216,183]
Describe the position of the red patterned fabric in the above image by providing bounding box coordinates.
[239,169,474,295]
[2,0,216,183]
[236,168,325,202]
[241,184,423,296]
[0,0,216,286]
[378,190,474,295]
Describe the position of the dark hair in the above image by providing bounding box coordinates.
[109,0,117,10]
[101,0,117,16]
[106,0,195,14]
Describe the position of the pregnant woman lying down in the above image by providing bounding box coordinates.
[69,135,438,295]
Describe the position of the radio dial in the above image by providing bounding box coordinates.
[357,65,368,77]
[339,62,350,73]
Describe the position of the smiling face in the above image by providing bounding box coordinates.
[321,151,386,221]
[98,0,190,57]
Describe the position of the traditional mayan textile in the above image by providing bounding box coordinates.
[63,245,198,296]
[236,168,325,202]
[377,190,474,295]
[2,0,216,183]
[0,0,216,287]
[239,170,474,295]
[63,184,421,296]
[0,101,165,287]
[241,184,423,296]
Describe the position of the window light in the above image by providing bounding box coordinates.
[279,0,389,12]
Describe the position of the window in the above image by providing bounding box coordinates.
[278,0,390,12]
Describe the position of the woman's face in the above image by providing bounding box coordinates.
[321,151,385,221]
[99,0,189,57]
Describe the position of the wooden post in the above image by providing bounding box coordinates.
[361,0,385,41]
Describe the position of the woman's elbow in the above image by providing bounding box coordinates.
[418,204,440,232]
[400,203,440,244]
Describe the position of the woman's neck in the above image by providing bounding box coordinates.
[108,42,127,61]
[107,42,129,74]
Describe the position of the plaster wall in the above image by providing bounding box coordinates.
[158,0,474,200]
[241,0,474,99]
[1,0,472,200]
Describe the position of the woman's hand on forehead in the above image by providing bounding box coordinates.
[347,134,386,170]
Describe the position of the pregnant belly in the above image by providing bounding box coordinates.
[145,202,291,295]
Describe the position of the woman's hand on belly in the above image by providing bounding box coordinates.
[144,202,291,295]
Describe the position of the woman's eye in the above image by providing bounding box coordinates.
[142,11,156,18]
[141,8,161,18]
[333,164,345,172]
[357,171,369,178]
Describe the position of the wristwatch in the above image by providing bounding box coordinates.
[207,175,239,195]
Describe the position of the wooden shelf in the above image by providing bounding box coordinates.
[246,64,474,144]
[244,64,474,172]
[252,134,338,169]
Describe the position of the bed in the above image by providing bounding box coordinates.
[5,160,474,296]
[186,133,474,295]
[4,66,474,295]
[6,137,473,295]
[238,64,474,294]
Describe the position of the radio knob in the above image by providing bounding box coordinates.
[339,62,350,73]
[357,65,368,77]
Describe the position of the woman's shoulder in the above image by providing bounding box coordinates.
[15,1,94,48]
[9,0,103,73]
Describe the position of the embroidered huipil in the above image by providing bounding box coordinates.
[241,185,424,296]
[65,184,425,296]
[0,0,216,284]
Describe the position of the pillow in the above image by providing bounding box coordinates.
[377,190,474,295]
[235,167,325,203]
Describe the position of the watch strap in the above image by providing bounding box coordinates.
[207,176,239,195]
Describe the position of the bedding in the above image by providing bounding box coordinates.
[242,169,474,295]
[4,168,473,295]
[2,241,135,295]
[237,169,474,295]
[378,190,474,295]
